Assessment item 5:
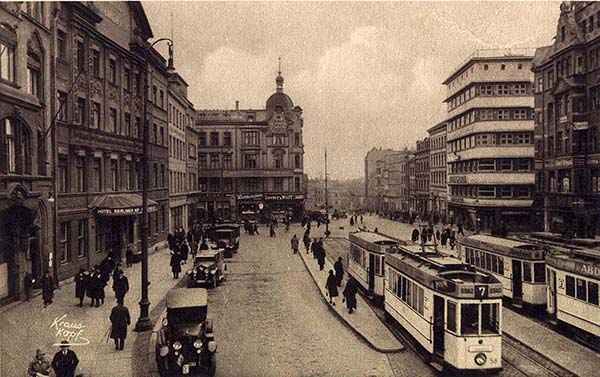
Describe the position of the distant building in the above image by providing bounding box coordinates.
[532,2,600,237]
[444,49,535,232]
[364,147,395,212]
[195,70,305,222]
[428,121,448,221]
[380,151,412,217]
[415,138,431,218]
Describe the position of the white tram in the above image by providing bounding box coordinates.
[348,231,403,304]
[385,245,503,372]
[459,235,546,306]
[545,248,600,337]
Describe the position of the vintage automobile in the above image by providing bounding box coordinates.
[213,224,240,258]
[187,249,225,288]
[156,288,217,377]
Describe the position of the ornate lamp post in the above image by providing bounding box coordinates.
[135,37,173,332]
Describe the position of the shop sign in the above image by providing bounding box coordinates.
[555,158,573,167]
[237,193,264,200]
[578,263,600,279]
[293,194,305,200]
[265,194,294,201]
[573,122,589,130]
[588,156,600,166]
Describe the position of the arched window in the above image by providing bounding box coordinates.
[0,117,32,174]
[0,23,17,83]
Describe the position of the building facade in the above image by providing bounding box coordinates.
[444,49,536,232]
[428,121,448,221]
[167,72,194,230]
[415,138,431,218]
[195,71,305,222]
[532,1,600,237]
[0,2,53,301]
[364,147,395,212]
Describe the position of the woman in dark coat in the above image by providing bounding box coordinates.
[74,268,87,307]
[325,270,338,305]
[316,244,326,271]
[343,276,358,313]
[170,251,181,279]
[109,302,131,351]
[180,242,189,264]
[411,228,419,242]
[41,270,55,308]
[334,257,344,287]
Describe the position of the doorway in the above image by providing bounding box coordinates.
[368,253,375,292]
[433,295,445,356]
[512,260,523,304]
[105,219,123,261]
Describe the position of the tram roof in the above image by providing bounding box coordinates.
[546,248,600,281]
[460,234,544,260]
[349,231,398,244]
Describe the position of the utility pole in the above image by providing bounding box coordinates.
[325,149,330,237]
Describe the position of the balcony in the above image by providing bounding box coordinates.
[447,120,533,141]
[448,196,533,207]
[449,145,534,161]
[447,172,534,185]
[447,96,534,119]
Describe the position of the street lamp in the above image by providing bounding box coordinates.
[135,37,173,332]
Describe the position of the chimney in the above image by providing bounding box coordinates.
[235,100,239,111]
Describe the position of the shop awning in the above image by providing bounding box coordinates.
[88,194,158,216]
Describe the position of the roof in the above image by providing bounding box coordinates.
[427,121,447,134]
[167,288,207,308]
[87,194,158,216]
[464,234,536,249]
[195,249,222,258]
[266,92,294,111]
[350,231,398,244]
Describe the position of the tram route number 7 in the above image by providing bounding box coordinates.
[474,285,488,299]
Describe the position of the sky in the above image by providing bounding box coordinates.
[143,1,561,180]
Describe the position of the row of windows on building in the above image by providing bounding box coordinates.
[197,131,302,147]
[415,177,429,191]
[430,135,446,150]
[170,171,189,194]
[450,185,532,199]
[169,135,190,161]
[536,128,596,158]
[431,171,447,186]
[168,103,190,130]
[0,118,34,175]
[57,153,167,193]
[197,177,301,193]
[448,82,532,111]
[449,108,533,132]
[450,158,533,174]
[197,152,302,170]
[448,61,527,90]
[564,273,600,306]
[449,132,533,153]
[535,169,600,194]
[431,152,446,168]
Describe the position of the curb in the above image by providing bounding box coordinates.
[297,250,403,354]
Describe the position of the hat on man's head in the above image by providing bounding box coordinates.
[35,349,45,357]
[59,340,69,348]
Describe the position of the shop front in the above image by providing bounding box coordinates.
[236,193,305,223]
[193,194,234,224]
[88,194,157,263]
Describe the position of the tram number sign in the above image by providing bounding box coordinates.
[474,285,488,299]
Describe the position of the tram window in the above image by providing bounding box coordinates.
[475,251,481,267]
[466,249,472,264]
[566,275,575,297]
[461,304,479,335]
[534,263,545,283]
[481,303,500,334]
[401,277,407,301]
[406,279,412,306]
[576,278,587,301]
[375,255,381,275]
[447,301,457,332]
[588,282,599,305]
[397,275,402,296]
[417,287,424,315]
[485,253,492,271]
[523,261,532,282]
[498,256,504,275]
[491,255,498,273]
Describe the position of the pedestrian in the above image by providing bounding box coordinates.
[51,341,78,377]
[291,234,299,254]
[100,256,113,284]
[428,225,434,241]
[125,245,134,267]
[24,272,35,301]
[342,276,358,313]
[311,238,318,259]
[317,218,321,228]
[449,231,456,251]
[334,257,344,287]
[170,250,182,279]
[325,270,338,305]
[74,268,87,307]
[109,301,131,351]
[411,228,420,242]
[435,229,441,243]
[112,263,123,283]
[41,270,54,308]
[167,232,175,250]
[350,217,354,227]
[360,215,363,224]
[303,235,311,254]
[374,227,378,233]
[199,239,209,252]
[95,266,106,306]
[180,241,189,264]
[112,269,129,304]
[317,242,326,271]
[253,223,259,235]
[441,230,448,247]
[269,224,276,238]
[88,267,100,307]
[457,222,464,236]
[27,349,51,377]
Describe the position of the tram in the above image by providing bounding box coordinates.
[545,248,600,337]
[348,231,404,304]
[385,244,503,372]
[458,235,546,307]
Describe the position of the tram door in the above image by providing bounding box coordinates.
[548,270,557,317]
[433,295,445,356]
[512,260,523,304]
[368,253,375,292]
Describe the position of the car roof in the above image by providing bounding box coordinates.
[167,288,208,308]
[215,224,240,229]
[196,249,221,257]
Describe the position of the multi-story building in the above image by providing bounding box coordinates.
[532,2,600,237]
[306,178,325,211]
[0,2,53,301]
[167,71,194,230]
[53,2,168,280]
[195,71,305,222]
[398,152,414,213]
[428,121,448,221]
[380,151,412,217]
[407,155,417,214]
[364,147,395,212]
[444,49,535,232]
[415,138,431,218]
[186,125,199,222]
[375,158,385,213]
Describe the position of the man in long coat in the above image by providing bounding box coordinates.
[334,257,344,287]
[325,270,338,305]
[316,241,326,271]
[170,250,182,279]
[112,270,129,304]
[74,268,87,307]
[343,276,358,313]
[41,270,54,308]
[109,302,131,351]
[290,235,299,254]
[51,341,78,377]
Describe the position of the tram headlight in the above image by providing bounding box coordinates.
[173,341,182,351]
[474,352,487,366]
[193,339,203,349]
[159,346,169,357]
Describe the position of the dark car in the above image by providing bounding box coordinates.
[212,224,240,258]
[156,289,217,377]
[187,250,225,288]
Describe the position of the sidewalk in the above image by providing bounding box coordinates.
[503,308,600,377]
[0,246,184,377]
[297,247,404,353]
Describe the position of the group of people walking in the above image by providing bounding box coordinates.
[324,257,358,313]
[411,226,458,250]
[73,254,127,308]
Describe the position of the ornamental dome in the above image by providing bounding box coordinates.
[266,71,294,112]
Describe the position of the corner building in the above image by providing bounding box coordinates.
[428,122,448,221]
[195,72,305,222]
[443,50,536,232]
[533,2,600,237]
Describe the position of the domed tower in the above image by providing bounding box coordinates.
[266,65,294,119]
